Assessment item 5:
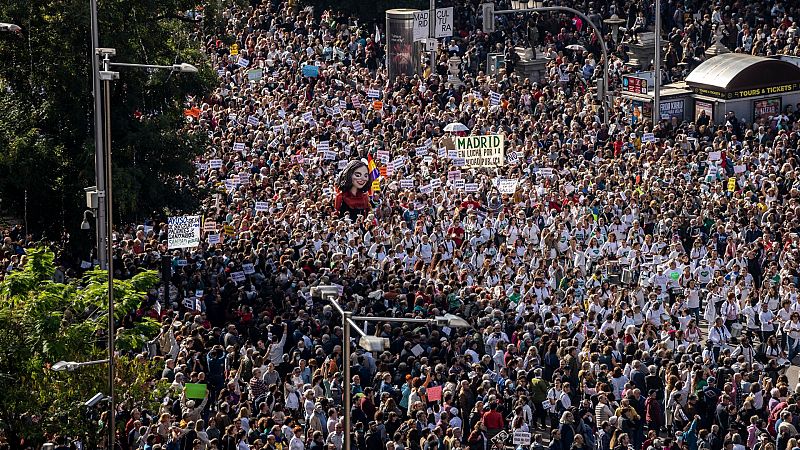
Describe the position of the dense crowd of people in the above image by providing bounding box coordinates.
[7,0,800,449]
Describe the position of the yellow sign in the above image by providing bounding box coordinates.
[371,180,381,192]
[727,177,736,192]
[230,43,239,56]
[223,224,235,236]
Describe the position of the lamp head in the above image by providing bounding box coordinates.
[173,63,199,73]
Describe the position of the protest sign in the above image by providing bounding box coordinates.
[453,179,465,190]
[223,224,235,237]
[412,11,429,42]
[302,65,319,77]
[237,57,250,68]
[434,7,454,38]
[447,170,461,181]
[203,220,217,232]
[233,142,245,152]
[498,179,518,194]
[242,263,255,274]
[455,135,505,167]
[401,179,415,189]
[367,88,380,98]
[247,68,263,81]
[377,150,390,164]
[513,431,532,446]
[209,159,223,169]
[642,132,655,143]
[373,101,383,111]
[489,91,501,106]
[734,164,746,174]
[185,383,207,399]
[727,177,736,192]
[207,233,220,244]
[247,115,259,126]
[168,215,201,250]
[255,202,268,212]
[231,271,246,283]
[427,385,443,401]
[465,183,479,192]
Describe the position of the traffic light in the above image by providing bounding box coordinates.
[482,3,495,32]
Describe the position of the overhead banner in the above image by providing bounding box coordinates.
[455,134,505,167]
[168,215,201,249]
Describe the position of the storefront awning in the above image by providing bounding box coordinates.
[685,53,800,100]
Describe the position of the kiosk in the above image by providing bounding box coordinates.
[684,53,800,124]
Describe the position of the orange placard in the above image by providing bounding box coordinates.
[373,101,383,111]
[379,166,387,178]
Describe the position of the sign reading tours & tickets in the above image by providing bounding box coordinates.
[168,215,201,250]
[454,134,505,168]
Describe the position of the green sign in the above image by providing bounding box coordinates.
[185,383,207,399]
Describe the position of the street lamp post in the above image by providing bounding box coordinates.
[311,286,470,450]
[51,359,110,372]
[94,48,197,450]
[497,5,611,122]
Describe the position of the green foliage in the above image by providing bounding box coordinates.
[0,0,216,236]
[0,248,164,448]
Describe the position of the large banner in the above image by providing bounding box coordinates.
[455,134,505,167]
[168,215,201,250]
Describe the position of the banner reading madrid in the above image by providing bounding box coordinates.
[455,135,504,167]
[168,215,201,249]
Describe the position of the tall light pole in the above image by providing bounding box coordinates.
[311,286,470,450]
[95,48,197,450]
[494,5,611,123]
[89,0,108,271]
[653,0,662,125]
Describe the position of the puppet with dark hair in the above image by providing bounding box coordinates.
[334,160,372,221]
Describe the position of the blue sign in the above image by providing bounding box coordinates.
[302,65,319,77]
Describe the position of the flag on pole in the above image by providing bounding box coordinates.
[375,24,381,45]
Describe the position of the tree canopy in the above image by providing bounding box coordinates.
[0,247,165,448]
[0,0,217,237]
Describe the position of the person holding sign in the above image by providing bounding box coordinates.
[334,160,373,221]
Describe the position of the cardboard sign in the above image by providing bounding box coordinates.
[233,142,245,152]
[377,150,390,164]
[185,383,207,399]
[168,215,201,250]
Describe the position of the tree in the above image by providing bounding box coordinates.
[0,247,166,449]
[0,0,217,237]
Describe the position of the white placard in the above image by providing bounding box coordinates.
[413,11,429,42]
[708,151,721,161]
[242,263,255,275]
[401,179,415,189]
[734,164,746,174]
[353,121,363,133]
[230,271,246,283]
[247,115,259,126]
[419,184,433,194]
[434,7,454,38]
[317,140,330,152]
[203,220,217,232]
[430,179,442,189]
[302,111,314,123]
[255,201,268,211]
[367,88,380,99]
[455,135,505,167]
[411,344,425,356]
[489,91,501,106]
[207,233,220,244]
[498,179,518,194]
[168,215,201,250]
[447,170,461,181]
[416,147,429,156]
[233,142,245,152]
[513,431,531,446]
[209,159,223,169]
[465,183,479,192]
[237,58,250,68]
[377,150,390,164]
[453,179,465,190]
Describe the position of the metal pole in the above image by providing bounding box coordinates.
[429,0,436,74]
[90,0,107,270]
[342,310,352,450]
[102,54,116,450]
[495,6,610,122]
[653,0,661,125]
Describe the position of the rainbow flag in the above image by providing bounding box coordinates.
[367,154,379,180]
